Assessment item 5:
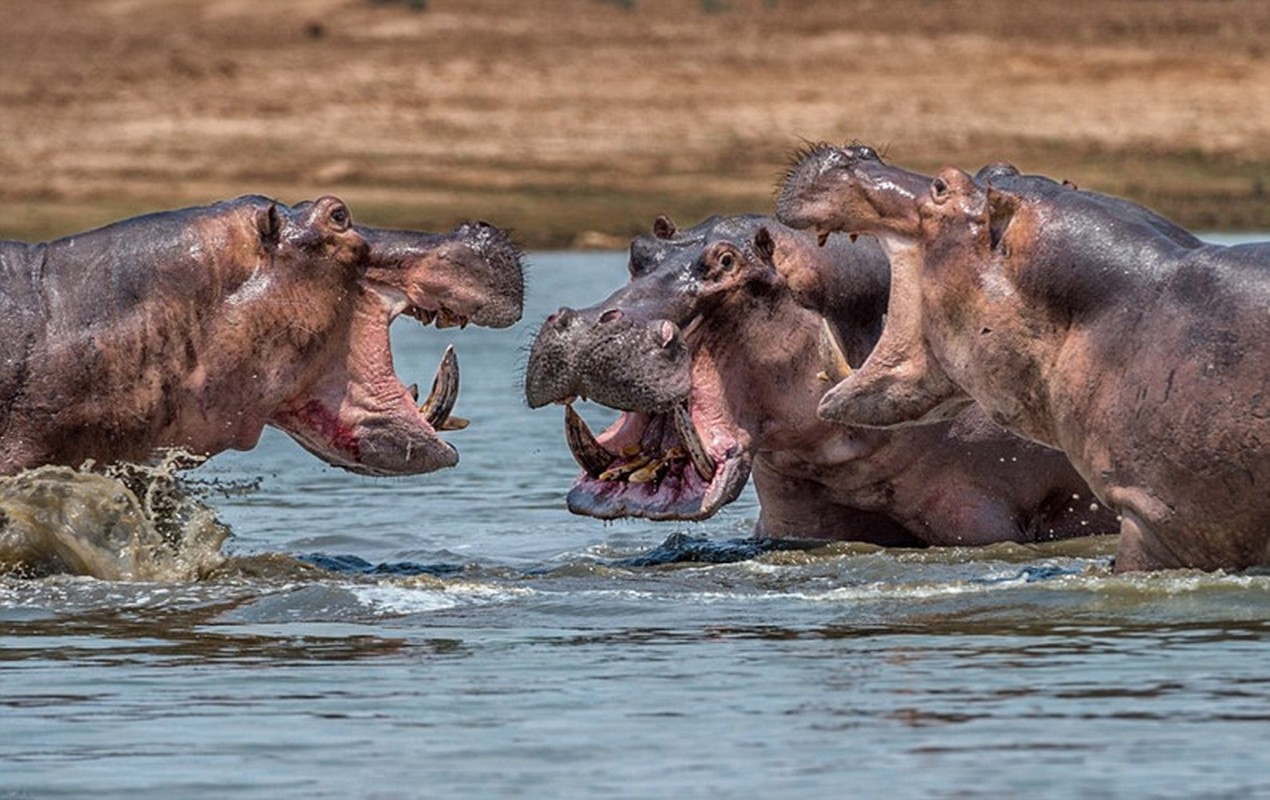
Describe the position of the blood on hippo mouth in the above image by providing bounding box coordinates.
[276,287,475,477]
[560,398,749,521]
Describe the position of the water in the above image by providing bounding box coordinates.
[3,250,1269,799]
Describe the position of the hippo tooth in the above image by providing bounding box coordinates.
[435,308,470,330]
[817,231,830,247]
[407,383,420,402]
[671,401,716,482]
[565,404,614,478]
[419,345,460,429]
[817,318,853,383]
[599,455,652,482]
[628,458,666,484]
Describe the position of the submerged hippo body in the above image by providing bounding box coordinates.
[0,195,524,476]
[778,145,1269,571]
[524,214,1114,545]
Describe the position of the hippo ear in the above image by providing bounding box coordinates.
[753,227,777,264]
[653,215,677,240]
[256,203,282,247]
[986,189,1016,252]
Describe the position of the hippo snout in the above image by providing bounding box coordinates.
[525,304,692,412]
[449,221,526,329]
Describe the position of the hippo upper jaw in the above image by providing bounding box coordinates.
[777,144,930,245]
[361,222,525,331]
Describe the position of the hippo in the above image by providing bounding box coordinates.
[777,144,1270,571]
[524,214,1115,545]
[0,195,524,476]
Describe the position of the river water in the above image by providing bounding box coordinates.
[2,250,1268,799]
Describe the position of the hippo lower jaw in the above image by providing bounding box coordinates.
[559,399,751,521]
[269,284,470,476]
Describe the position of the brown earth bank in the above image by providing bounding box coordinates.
[4,0,1270,248]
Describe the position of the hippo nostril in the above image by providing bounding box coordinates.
[548,308,576,330]
[599,309,623,324]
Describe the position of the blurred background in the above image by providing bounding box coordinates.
[4,0,1270,248]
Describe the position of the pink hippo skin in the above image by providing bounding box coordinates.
[0,195,524,476]
[777,144,1269,571]
[523,214,1114,546]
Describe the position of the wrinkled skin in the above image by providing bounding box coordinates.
[524,214,1114,545]
[778,145,1269,571]
[0,195,524,476]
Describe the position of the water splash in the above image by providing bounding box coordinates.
[0,451,231,581]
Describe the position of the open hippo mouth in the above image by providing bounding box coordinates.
[371,283,470,432]
[555,379,751,522]
[275,221,524,477]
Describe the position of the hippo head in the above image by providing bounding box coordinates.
[524,215,860,521]
[524,218,695,416]
[264,197,525,476]
[777,147,973,429]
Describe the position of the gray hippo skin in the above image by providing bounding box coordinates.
[778,144,1269,571]
[524,214,1114,546]
[0,195,524,476]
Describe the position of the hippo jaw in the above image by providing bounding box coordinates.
[270,284,464,476]
[777,143,929,245]
[364,221,526,332]
[528,328,749,519]
[559,391,752,522]
[271,221,524,477]
[526,307,750,520]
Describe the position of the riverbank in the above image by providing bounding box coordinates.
[4,0,1270,247]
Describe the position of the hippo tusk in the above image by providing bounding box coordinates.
[420,345,461,429]
[817,318,853,383]
[671,401,716,482]
[565,404,614,478]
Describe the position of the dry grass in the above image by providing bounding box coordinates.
[4,0,1270,246]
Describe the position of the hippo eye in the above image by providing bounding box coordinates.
[931,177,950,204]
[328,204,351,230]
[856,145,877,161]
[719,252,736,271]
